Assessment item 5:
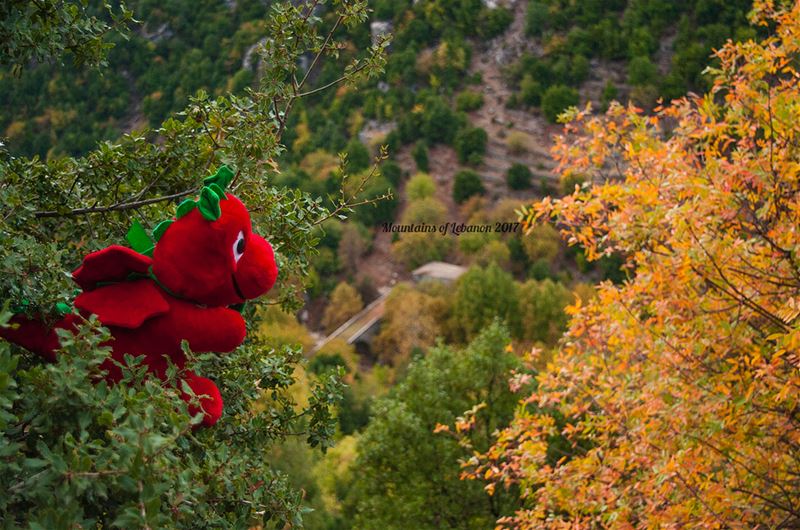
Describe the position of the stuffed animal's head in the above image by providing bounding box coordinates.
[144,167,278,307]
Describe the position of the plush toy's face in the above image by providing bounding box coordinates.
[152,194,278,307]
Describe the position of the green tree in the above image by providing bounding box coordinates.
[401,196,447,224]
[349,323,521,529]
[454,126,487,165]
[480,7,513,39]
[627,55,659,86]
[525,1,548,37]
[522,224,561,264]
[601,80,618,110]
[345,138,371,173]
[406,172,436,200]
[519,74,543,106]
[412,139,429,172]
[541,85,579,123]
[322,282,364,334]
[420,95,462,145]
[517,279,572,345]
[351,173,397,227]
[506,163,532,190]
[455,90,484,112]
[453,169,485,204]
[452,264,519,340]
[380,160,403,187]
[392,233,453,269]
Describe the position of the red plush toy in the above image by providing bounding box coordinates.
[0,166,278,427]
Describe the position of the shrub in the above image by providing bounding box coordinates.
[507,163,532,190]
[480,7,513,39]
[519,74,543,107]
[506,130,533,155]
[406,172,436,200]
[420,96,462,145]
[541,85,579,123]
[454,126,488,165]
[627,55,659,87]
[345,138,370,173]
[412,140,429,172]
[525,1,548,37]
[401,197,447,225]
[601,80,618,110]
[453,169,485,204]
[381,160,403,187]
[455,90,484,112]
[391,232,453,269]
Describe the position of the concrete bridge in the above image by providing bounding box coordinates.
[310,262,466,355]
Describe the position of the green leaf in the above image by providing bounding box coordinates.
[126,220,155,257]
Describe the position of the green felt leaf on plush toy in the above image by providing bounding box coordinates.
[207,182,227,200]
[152,219,174,241]
[203,165,235,191]
[198,186,221,221]
[126,220,155,257]
[176,199,197,219]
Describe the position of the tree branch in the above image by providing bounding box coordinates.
[34,188,199,218]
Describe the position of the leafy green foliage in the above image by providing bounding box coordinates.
[455,90,483,112]
[516,0,754,112]
[349,323,521,529]
[452,264,519,341]
[0,309,345,527]
[0,0,389,526]
[541,85,579,123]
[411,140,429,172]
[517,279,572,345]
[345,139,370,174]
[454,126,487,166]
[0,1,136,74]
[452,169,484,204]
[480,6,513,39]
[406,172,436,201]
[506,163,532,190]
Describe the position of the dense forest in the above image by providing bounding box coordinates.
[3,0,799,528]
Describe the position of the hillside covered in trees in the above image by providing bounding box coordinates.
[2,0,797,528]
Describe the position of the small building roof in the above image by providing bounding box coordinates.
[412,261,467,283]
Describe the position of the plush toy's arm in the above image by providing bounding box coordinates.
[73,245,152,290]
[166,304,246,354]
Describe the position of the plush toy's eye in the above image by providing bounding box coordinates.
[233,231,246,263]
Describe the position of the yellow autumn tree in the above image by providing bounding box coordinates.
[472,3,800,527]
[373,283,442,367]
[322,282,363,334]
